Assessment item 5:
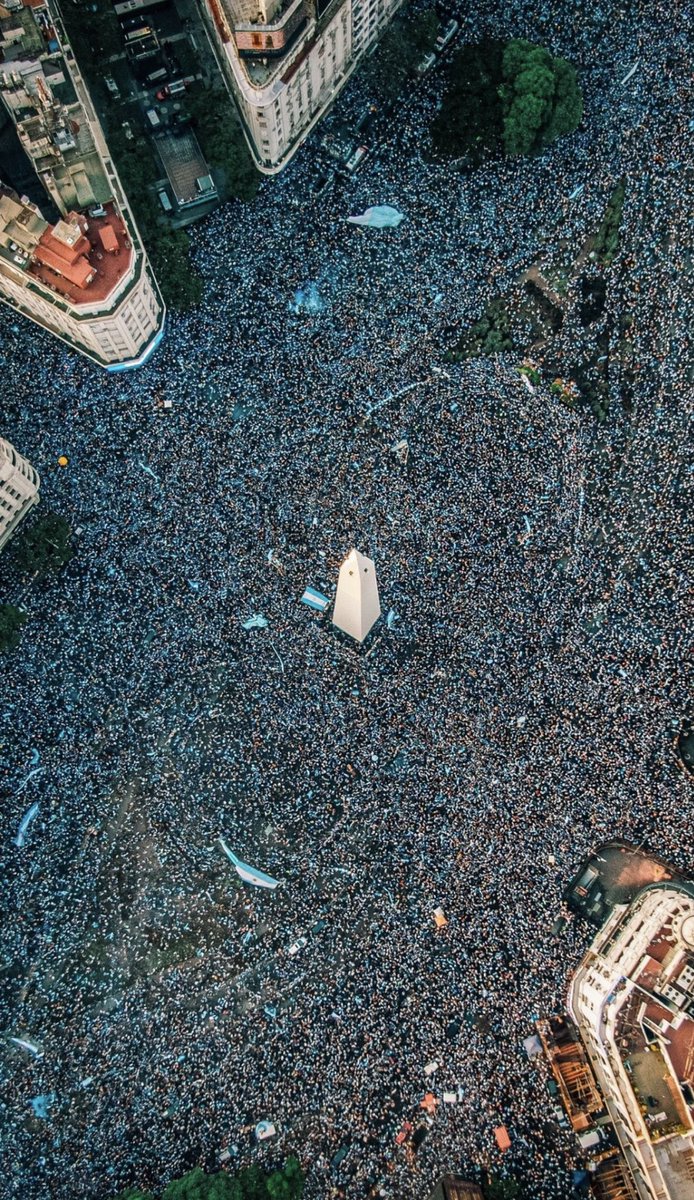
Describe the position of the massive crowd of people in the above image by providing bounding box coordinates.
[1,0,691,1197]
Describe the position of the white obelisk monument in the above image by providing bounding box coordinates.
[332,548,381,642]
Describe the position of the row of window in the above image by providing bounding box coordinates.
[0,495,27,512]
[0,482,28,503]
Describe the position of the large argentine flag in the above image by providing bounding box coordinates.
[301,586,330,612]
[218,836,282,890]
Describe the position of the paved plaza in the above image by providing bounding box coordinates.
[1,1,692,1197]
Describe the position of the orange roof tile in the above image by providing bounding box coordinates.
[33,241,94,288]
[98,224,118,253]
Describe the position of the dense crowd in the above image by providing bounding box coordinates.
[0,0,691,1197]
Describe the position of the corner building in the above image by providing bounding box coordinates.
[569,883,694,1199]
[0,0,164,368]
[0,190,164,369]
[0,438,40,552]
[204,0,404,171]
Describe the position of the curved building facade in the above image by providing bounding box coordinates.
[204,0,404,172]
[569,883,694,1200]
[0,438,40,552]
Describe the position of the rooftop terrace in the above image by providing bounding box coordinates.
[28,201,133,304]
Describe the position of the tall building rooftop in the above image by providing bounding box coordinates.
[569,880,694,1200]
[0,188,134,305]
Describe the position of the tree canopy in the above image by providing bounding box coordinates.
[0,603,27,653]
[500,39,583,156]
[185,90,259,202]
[116,1158,304,1200]
[483,1175,523,1199]
[433,38,582,161]
[15,513,74,576]
[163,1168,240,1200]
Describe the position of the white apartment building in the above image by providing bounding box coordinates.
[0,189,164,369]
[0,438,40,551]
[203,0,404,171]
[0,0,165,368]
[569,884,694,1200]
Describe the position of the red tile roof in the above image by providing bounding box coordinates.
[99,224,118,253]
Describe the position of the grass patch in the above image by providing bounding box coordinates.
[592,178,626,266]
[447,297,515,360]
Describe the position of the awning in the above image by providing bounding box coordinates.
[495,1125,511,1152]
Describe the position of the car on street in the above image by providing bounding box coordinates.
[287,936,307,956]
[157,80,186,101]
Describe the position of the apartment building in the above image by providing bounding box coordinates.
[0,0,164,367]
[0,437,40,551]
[569,883,694,1200]
[203,0,403,171]
[0,187,164,367]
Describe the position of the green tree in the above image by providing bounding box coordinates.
[483,1175,522,1200]
[163,1167,240,1200]
[266,1157,303,1200]
[410,9,439,56]
[186,90,259,202]
[361,8,438,103]
[0,603,27,653]
[235,1165,267,1200]
[500,39,582,156]
[60,0,122,76]
[16,513,73,576]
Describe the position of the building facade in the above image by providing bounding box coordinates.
[0,188,164,367]
[569,883,694,1200]
[0,437,40,551]
[0,0,164,367]
[203,0,404,172]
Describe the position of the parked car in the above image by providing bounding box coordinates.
[104,75,120,98]
[146,66,168,86]
[435,18,459,52]
[156,80,186,101]
[121,120,134,140]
